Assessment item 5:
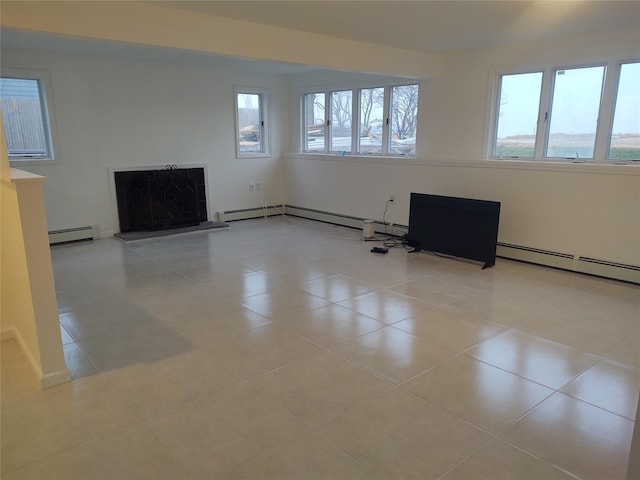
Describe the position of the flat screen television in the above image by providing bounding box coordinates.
[407,193,501,269]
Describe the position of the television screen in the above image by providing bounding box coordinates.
[407,193,501,268]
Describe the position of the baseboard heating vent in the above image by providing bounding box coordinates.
[497,242,575,269]
[217,205,284,223]
[49,226,96,245]
[575,257,640,284]
[497,242,639,284]
[284,205,408,238]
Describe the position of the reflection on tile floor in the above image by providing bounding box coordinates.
[2,217,639,479]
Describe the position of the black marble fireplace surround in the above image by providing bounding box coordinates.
[114,166,207,233]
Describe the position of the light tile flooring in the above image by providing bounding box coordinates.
[2,217,639,479]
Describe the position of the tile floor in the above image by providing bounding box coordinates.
[1,217,639,479]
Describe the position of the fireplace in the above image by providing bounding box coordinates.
[114,166,207,233]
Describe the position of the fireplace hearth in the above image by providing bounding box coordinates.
[114,166,207,233]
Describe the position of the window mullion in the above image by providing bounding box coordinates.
[325,91,331,153]
[594,62,617,161]
[36,81,53,157]
[381,87,391,155]
[537,68,553,160]
[351,89,358,154]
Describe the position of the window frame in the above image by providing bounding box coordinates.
[357,86,387,155]
[1,68,58,164]
[388,84,419,157]
[300,82,419,157]
[234,86,270,158]
[606,59,640,162]
[543,63,607,161]
[491,69,544,160]
[302,91,328,153]
[489,59,639,164]
[329,89,354,154]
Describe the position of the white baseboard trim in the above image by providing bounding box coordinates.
[1,327,16,341]
[3,326,71,389]
[40,368,72,389]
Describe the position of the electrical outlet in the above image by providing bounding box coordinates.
[249,183,255,191]
[255,182,261,191]
[389,195,395,202]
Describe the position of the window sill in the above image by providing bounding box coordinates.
[485,157,640,174]
[9,158,58,167]
[285,152,418,165]
[285,153,640,175]
[237,153,272,159]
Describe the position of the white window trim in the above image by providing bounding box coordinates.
[543,62,607,161]
[234,86,270,158]
[2,67,59,165]
[387,83,419,157]
[301,90,328,154]
[605,59,639,161]
[329,89,354,154]
[488,58,639,165]
[299,81,420,158]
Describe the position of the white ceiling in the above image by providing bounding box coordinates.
[152,0,640,53]
[0,28,322,75]
[1,1,638,75]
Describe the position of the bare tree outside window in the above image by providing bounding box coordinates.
[331,90,352,151]
[302,83,419,156]
[389,85,418,155]
[305,92,325,152]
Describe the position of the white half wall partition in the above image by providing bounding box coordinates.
[1,125,70,388]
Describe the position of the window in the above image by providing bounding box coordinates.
[235,88,269,156]
[302,83,419,157]
[389,85,418,156]
[330,90,352,152]
[609,62,640,161]
[491,61,639,163]
[494,72,542,158]
[546,66,605,159]
[303,92,325,152]
[0,72,55,161]
[359,87,384,154]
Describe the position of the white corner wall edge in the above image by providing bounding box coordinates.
[3,326,71,388]
[5,168,72,389]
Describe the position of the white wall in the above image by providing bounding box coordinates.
[286,27,640,267]
[2,48,290,236]
[3,25,638,267]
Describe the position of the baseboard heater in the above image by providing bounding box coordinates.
[217,205,284,223]
[279,206,638,284]
[284,205,408,238]
[497,243,640,284]
[48,226,96,245]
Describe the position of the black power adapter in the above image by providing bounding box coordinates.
[370,247,389,254]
